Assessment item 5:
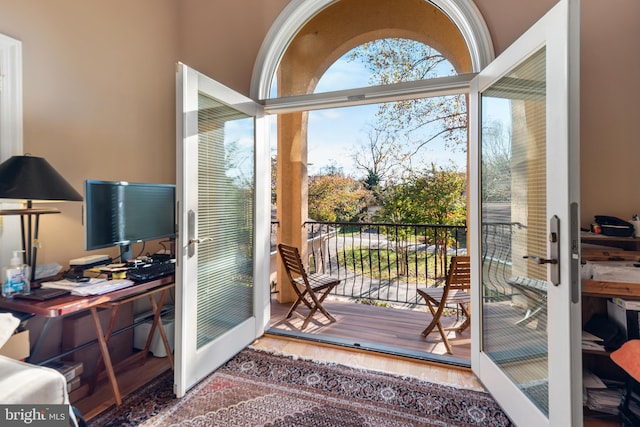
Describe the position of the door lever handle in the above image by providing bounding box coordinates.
[189,237,213,244]
[523,255,557,265]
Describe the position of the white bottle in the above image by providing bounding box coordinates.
[2,250,30,298]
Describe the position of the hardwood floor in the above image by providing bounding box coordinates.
[74,354,171,421]
[269,296,472,361]
[253,334,483,389]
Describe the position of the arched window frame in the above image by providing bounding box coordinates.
[250,0,494,107]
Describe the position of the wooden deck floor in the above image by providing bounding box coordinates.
[269,296,472,361]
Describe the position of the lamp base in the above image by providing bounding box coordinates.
[0,208,61,282]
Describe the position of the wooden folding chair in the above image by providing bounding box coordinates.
[278,243,340,330]
[417,255,471,354]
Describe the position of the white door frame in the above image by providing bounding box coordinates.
[469,1,581,425]
[175,63,270,397]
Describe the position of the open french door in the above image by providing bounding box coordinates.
[469,1,582,425]
[174,63,271,397]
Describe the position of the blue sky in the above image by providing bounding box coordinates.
[271,50,468,179]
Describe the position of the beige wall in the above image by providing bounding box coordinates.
[0,0,638,268]
[177,0,288,95]
[476,0,640,228]
[579,0,640,226]
[0,0,180,265]
[0,0,285,267]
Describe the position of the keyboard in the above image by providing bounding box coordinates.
[126,260,176,282]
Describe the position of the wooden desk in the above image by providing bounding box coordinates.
[0,275,174,405]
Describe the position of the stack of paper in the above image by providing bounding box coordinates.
[585,387,623,414]
[69,279,134,296]
[41,278,107,290]
[583,372,623,414]
[582,330,606,352]
[41,278,133,295]
[583,369,607,405]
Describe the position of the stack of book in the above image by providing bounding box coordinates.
[44,360,84,393]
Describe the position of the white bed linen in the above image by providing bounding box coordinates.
[0,354,69,404]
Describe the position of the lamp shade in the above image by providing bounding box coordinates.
[0,155,82,202]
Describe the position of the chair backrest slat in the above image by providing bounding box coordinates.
[447,256,471,291]
[278,243,308,283]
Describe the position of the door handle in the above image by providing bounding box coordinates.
[523,215,560,286]
[189,237,213,244]
[187,210,213,258]
[523,255,557,265]
[187,210,196,258]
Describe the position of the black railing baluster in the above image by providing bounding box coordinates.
[272,221,477,306]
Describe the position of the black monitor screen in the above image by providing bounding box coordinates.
[85,180,176,252]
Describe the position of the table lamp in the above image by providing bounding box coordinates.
[0,154,83,281]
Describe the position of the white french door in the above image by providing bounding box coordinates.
[469,1,582,426]
[174,63,271,396]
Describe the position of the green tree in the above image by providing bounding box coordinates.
[353,126,411,196]
[376,164,466,274]
[481,120,511,202]
[377,164,466,225]
[348,38,467,172]
[308,172,374,222]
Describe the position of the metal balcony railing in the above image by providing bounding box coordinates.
[272,221,465,307]
[480,222,519,302]
[271,220,518,307]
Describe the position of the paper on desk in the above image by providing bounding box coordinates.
[583,369,607,389]
[41,278,107,290]
[582,330,606,351]
[582,330,603,342]
[582,341,606,351]
[70,279,134,296]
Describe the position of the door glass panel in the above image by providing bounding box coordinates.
[196,93,254,348]
[480,48,548,414]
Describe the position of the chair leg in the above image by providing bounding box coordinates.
[421,301,441,336]
[285,296,303,319]
[456,303,471,332]
[300,306,317,330]
[315,288,337,322]
[422,300,455,355]
[286,288,314,319]
[299,287,337,329]
[434,319,453,355]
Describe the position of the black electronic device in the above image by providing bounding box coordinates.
[62,271,90,282]
[84,180,176,262]
[14,288,70,301]
[126,260,176,282]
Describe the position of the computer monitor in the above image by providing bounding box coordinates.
[84,180,176,261]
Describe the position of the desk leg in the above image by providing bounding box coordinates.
[26,317,54,364]
[90,306,120,392]
[143,289,174,370]
[89,307,121,405]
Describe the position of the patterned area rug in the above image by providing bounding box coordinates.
[89,348,512,426]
